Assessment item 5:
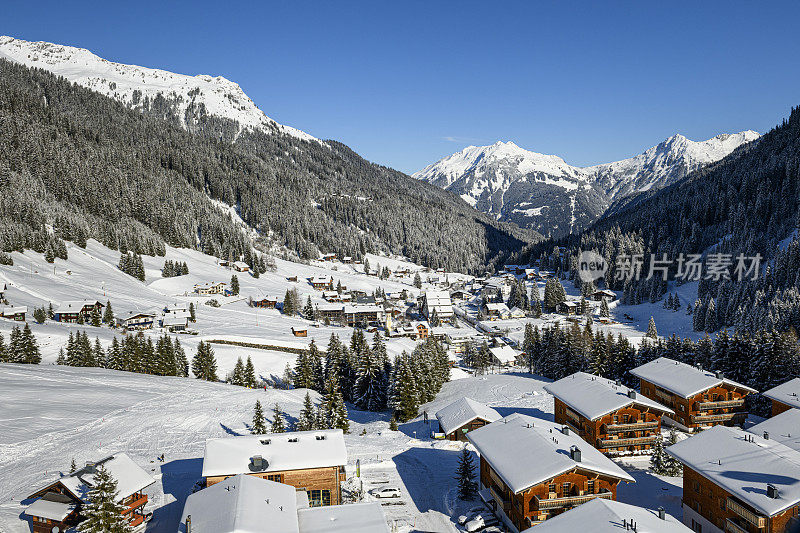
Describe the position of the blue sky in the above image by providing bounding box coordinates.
[3,1,799,173]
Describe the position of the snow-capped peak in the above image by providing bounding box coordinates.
[0,36,317,142]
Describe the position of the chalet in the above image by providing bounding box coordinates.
[316,304,345,324]
[201,430,348,506]
[556,301,578,315]
[217,259,230,267]
[467,414,635,531]
[54,300,104,323]
[180,474,389,533]
[308,276,334,291]
[544,372,673,456]
[322,290,341,302]
[522,498,691,532]
[0,306,27,321]
[291,326,308,337]
[287,276,298,282]
[435,397,500,441]
[414,321,430,339]
[446,330,486,354]
[524,268,538,280]
[320,252,337,262]
[429,326,448,342]
[762,377,800,416]
[667,426,800,533]
[232,261,250,272]
[449,289,471,302]
[343,304,383,328]
[25,453,154,533]
[421,290,454,322]
[489,344,520,367]
[342,256,353,264]
[194,282,226,296]
[482,302,511,320]
[161,315,188,332]
[484,279,512,301]
[591,289,617,302]
[748,408,800,453]
[252,296,279,309]
[509,306,526,319]
[121,312,156,330]
[630,357,757,432]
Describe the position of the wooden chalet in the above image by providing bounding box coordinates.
[749,408,800,453]
[202,430,348,506]
[467,414,635,531]
[0,306,27,321]
[630,357,757,432]
[53,300,103,323]
[320,252,337,262]
[252,296,279,309]
[25,453,154,533]
[482,302,510,321]
[762,377,800,416]
[232,261,250,272]
[121,312,156,330]
[308,276,334,291]
[556,301,578,315]
[316,304,345,324]
[343,304,383,328]
[291,326,308,337]
[287,276,298,282]
[667,426,800,533]
[521,498,692,532]
[435,397,500,441]
[591,289,617,302]
[322,290,341,302]
[544,372,673,456]
[194,282,226,296]
[489,344,519,367]
[414,321,429,339]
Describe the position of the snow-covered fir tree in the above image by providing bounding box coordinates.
[76,465,132,533]
[251,400,267,434]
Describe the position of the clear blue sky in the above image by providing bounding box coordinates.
[3,1,799,173]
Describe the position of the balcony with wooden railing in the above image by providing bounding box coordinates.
[725,518,752,533]
[122,494,148,513]
[605,420,660,433]
[726,497,766,529]
[129,514,145,528]
[535,490,613,510]
[691,412,747,425]
[697,398,745,410]
[598,435,659,448]
[489,486,511,511]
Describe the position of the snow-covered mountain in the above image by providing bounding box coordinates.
[0,35,316,142]
[414,132,760,236]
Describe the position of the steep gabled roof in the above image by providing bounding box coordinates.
[629,357,757,398]
[748,409,800,453]
[762,378,800,410]
[467,414,634,494]
[544,372,673,421]
[521,498,691,532]
[435,397,501,435]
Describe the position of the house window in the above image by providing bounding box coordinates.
[307,489,331,507]
[719,498,726,510]
[623,414,629,423]
[587,480,595,493]
[613,416,619,423]
[561,482,571,495]
[267,474,282,483]
[693,480,700,494]
[548,483,556,494]
[703,393,709,401]
[679,404,685,412]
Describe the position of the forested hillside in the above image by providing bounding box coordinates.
[0,59,532,273]
[518,106,800,333]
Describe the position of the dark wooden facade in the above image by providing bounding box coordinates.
[638,379,750,432]
[252,298,278,309]
[682,466,800,533]
[771,399,796,417]
[478,456,623,531]
[553,398,666,455]
[206,465,346,506]
[444,418,492,441]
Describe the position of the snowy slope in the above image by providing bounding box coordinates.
[414,132,759,235]
[0,35,316,142]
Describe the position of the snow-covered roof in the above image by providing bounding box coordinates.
[435,397,501,435]
[202,430,347,478]
[489,345,519,364]
[629,357,757,398]
[423,290,453,313]
[25,494,77,521]
[666,425,800,517]
[55,300,102,313]
[297,502,390,533]
[544,372,673,421]
[180,474,299,533]
[748,409,800,453]
[484,302,510,312]
[57,453,155,503]
[309,276,332,284]
[558,301,578,308]
[0,306,27,315]
[521,498,690,532]
[592,289,616,297]
[343,304,382,314]
[467,414,634,494]
[233,261,249,268]
[762,378,800,410]
[162,316,188,327]
[317,303,344,312]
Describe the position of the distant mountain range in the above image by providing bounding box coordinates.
[414,131,760,237]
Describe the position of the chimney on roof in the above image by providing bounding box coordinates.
[657,507,665,520]
[628,390,636,399]
[715,370,724,379]
[764,431,770,440]
[615,379,622,386]
[249,455,267,472]
[186,515,192,533]
[767,484,779,499]
[570,445,582,462]
[562,426,570,436]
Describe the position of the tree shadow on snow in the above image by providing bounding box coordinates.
[494,406,554,421]
[346,405,391,425]
[220,422,244,436]
[148,457,203,533]
[393,447,462,516]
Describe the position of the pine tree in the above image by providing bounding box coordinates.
[70,458,77,473]
[649,432,668,475]
[33,306,47,324]
[354,339,385,411]
[297,392,316,431]
[230,357,245,386]
[271,404,286,433]
[544,278,567,311]
[600,298,610,318]
[704,298,718,332]
[230,274,240,296]
[251,400,267,434]
[413,272,422,289]
[645,316,658,339]
[303,296,315,319]
[77,465,132,533]
[455,447,478,500]
[244,356,257,388]
[389,416,399,431]
[103,300,114,324]
[321,373,350,433]
[663,427,683,476]
[174,338,188,377]
[192,341,218,381]
[389,353,419,422]
[281,362,294,389]
[90,306,102,327]
[189,302,196,322]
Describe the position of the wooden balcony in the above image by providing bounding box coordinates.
[605,420,660,433]
[725,518,751,533]
[129,514,145,528]
[726,497,766,529]
[697,399,745,410]
[490,486,511,510]
[123,494,148,512]
[535,490,613,510]
[691,412,746,425]
[598,435,659,448]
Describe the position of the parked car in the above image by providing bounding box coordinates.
[369,487,401,499]
[457,507,485,525]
